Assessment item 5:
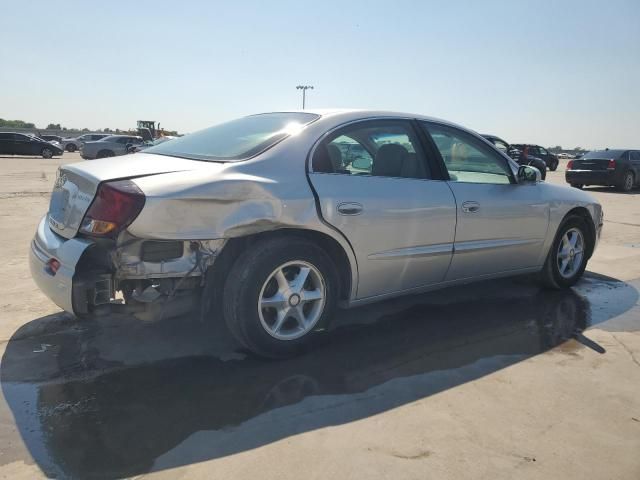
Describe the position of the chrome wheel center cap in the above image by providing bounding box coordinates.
[289,294,301,307]
[569,249,575,259]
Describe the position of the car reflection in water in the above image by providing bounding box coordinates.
[2,277,635,480]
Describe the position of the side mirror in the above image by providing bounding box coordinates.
[517,165,541,184]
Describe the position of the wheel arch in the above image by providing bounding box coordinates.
[206,228,356,311]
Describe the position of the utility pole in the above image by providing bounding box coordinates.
[296,85,314,109]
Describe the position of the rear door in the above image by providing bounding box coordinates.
[308,119,457,300]
[421,122,549,280]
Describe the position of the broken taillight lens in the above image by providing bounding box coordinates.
[80,180,145,237]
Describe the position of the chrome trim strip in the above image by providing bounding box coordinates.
[453,238,543,254]
[368,243,453,260]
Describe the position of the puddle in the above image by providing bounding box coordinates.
[1,275,638,479]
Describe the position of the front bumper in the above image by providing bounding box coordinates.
[29,215,93,314]
[565,169,616,186]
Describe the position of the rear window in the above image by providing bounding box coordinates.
[145,112,320,162]
[582,150,625,160]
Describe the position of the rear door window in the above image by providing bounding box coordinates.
[312,120,431,179]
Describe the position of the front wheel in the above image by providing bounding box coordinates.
[41,148,53,159]
[549,160,558,171]
[66,144,77,152]
[539,216,590,289]
[223,237,339,358]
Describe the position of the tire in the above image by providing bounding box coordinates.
[618,171,635,192]
[223,236,339,358]
[66,144,77,152]
[539,216,591,289]
[96,150,115,159]
[570,184,584,189]
[41,148,53,159]
[549,160,558,172]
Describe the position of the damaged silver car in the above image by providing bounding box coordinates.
[30,110,603,357]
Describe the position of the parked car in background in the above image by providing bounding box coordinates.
[482,135,547,180]
[30,110,602,358]
[566,149,639,192]
[31,134,64,151]
[80,135,144,159]
[39,134,64,143]
[511,144,559,171]
[0,132,64,158]
[128,135,176,153]
[62,133,110,152]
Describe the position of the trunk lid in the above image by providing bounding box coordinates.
[571,158,612,171]
[47,153,217,238]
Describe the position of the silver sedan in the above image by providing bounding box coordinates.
[30,110,603,357]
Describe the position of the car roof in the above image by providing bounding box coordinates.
[255,109,481,137]
[585,149,629,156]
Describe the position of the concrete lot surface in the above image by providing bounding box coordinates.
[0,153,639,479]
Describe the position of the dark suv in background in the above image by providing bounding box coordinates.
[482,135,547,180]
[566,149,639,192]
[511,144,559,171]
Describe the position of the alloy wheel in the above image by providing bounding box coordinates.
[258,260,326,341]
[557,228,584,279]
[624,172,634,191]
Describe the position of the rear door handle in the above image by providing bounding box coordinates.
[461,201,480,213]
[337,202,363,215]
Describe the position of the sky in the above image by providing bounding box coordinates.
[0,0,638,149]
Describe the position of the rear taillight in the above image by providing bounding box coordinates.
[80,180,145,237]
[607,159,616,169]
[567,160,574,170]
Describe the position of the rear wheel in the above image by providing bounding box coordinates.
[66,144,77,152]
[549,160,558,171]
[540,216,590,289]
[618,171,635,192]
[223,237,338,358]
[41,148,53,159]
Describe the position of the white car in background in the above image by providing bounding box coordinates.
[62,134,110,152]
[80,135,144,159]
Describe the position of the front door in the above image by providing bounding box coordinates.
[308,119,457,300]
[421,122,549,280]
[13,134,36,155]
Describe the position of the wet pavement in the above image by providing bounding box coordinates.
[1,274,639,479]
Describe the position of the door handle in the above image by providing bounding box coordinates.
[337,202,363,215]
[461,201,480,213]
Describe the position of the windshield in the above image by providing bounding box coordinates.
[145,112,320,161]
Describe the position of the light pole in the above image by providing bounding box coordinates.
[296,85,314,110]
